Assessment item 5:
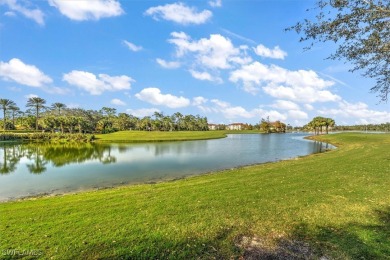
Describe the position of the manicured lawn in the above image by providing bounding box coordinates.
[1,133,389,259]
[94,130,228,142]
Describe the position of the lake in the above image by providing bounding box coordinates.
[0,133,333,201]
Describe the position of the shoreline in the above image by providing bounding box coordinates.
[0,134,335,203]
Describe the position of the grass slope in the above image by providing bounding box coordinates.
[1,133,389,259]
[94,131,228,142]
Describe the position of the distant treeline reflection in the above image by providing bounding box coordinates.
[0,143,116,175]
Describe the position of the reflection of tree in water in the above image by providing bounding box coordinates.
[0,144,23,174]
[27,143,116,167]
[26,146,48,174]
[311,141,329,154]
[99,146,117,164]
[0,142,117,174]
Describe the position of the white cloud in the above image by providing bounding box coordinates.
[230,61,340,103]
[4,11,16,17]
[123,40,143,52]
[209,98,287,121]
[63,70,134,95]
[135,87,190,108]
[288,110,308,120]
[156,58,181,69]
[189,70,222,83]
[208,0,222,8]
[49,0,124,21]
[304,104,314,111]
[145,2,212,25]
[271,100,300,110]
[24,94,38,99]
[111,98,126,106]
[318,101,390,124]
[126,108,160,118]
[192,96,208,106]
[0,58,52,87]
[1,0,44,25]
[253,44,287,59]
[169,32,248,70]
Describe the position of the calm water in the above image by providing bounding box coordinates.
[0,133,332,201]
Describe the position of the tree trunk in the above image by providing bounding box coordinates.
[3,110,6,131]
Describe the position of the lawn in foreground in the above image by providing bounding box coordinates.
[94,130,228,142]
[1,133,389,259]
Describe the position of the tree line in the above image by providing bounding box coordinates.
[0,97,209,133]
[304,116,335,135]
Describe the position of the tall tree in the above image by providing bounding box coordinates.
[51,102,66,115]
[0,99,16,131]
[51,103,66,133]
[26,97,46,131]
[8,105,20,128]
[289,0,390,101]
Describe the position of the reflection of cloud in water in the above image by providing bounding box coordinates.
[0,133,333,201]
[114,141,208,162]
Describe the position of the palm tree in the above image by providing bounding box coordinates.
[325,118,336,134]
[8,105,20,129]
[26,97,46,131]
[51,103,66,133]
[0,99,16,131]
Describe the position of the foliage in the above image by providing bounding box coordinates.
[260,117,287,133]
[26,97,46,131]
[0,99,16,131]
[305,116,336,134]
[0,133,95,143]
[288,0,390,101]
[334,122,390,131]
[1,133,389,258]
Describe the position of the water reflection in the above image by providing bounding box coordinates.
[0,143,117,174]
[0,134,334,201]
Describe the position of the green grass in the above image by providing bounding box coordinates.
[94,130,228,142]
[1,133,389,259]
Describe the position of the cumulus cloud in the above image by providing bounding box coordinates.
[189,70,222,83]
[304,104,314,111]
[318,101,390,124]
[192,96,208,106]
[288,110,308,120]
[145,2,212,25]
[169,32,249,70]
[0,58,52,87]
[208,0,222,7]
[111,98,126,106]
[156,58,181,69]
[1,0,44,25]
[271,100,300,110]
[126,108,160,118]
[209,98,287,121]
[135,87,190,108]
[230,61,340,102]
[253,44,287,59]
[123,40,143,52]
[48,0,124,21]
[63,70,134,95]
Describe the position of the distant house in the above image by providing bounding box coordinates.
[227,123,245,130]
[208,124,218,130]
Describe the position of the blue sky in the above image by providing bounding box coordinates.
[0,0,389,126]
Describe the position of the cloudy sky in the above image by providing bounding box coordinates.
[0,0,389,126]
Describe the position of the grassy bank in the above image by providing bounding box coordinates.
[1,133,389,259]
[94,130,228,142]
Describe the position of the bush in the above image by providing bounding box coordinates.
[0,132,95,143]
